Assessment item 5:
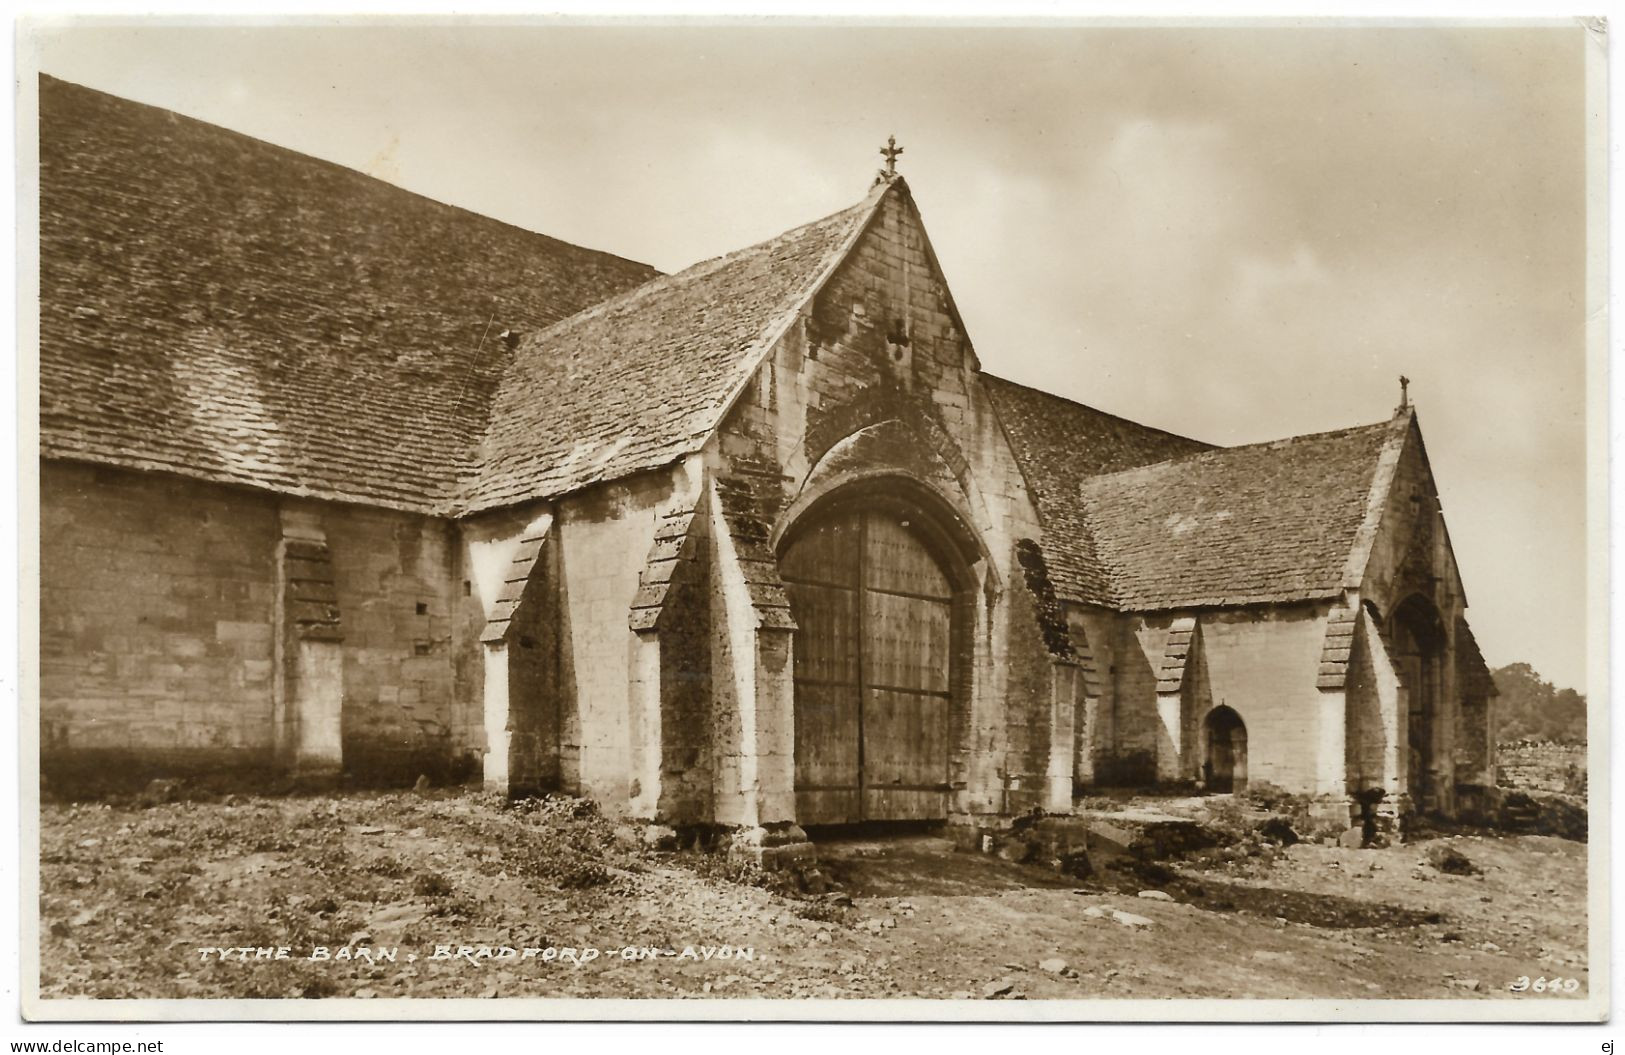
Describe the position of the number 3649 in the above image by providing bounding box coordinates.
[1509,976,1581,993]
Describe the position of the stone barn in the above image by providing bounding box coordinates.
[36,75,1496,854]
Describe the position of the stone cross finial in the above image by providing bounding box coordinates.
[1399,374,1410,408]
[876,135,904,184]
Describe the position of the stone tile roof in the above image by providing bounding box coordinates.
[463,189,883,512]
[628,501,706,634]
[990,368,1409,612]
[1078,417,1404,611]
[39,75,659,513]
[983,376,1214,604]
[481,513,554,644]
[1316,603,1359,690]
[1155,617,1198,693]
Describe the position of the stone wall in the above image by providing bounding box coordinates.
[502,525,565,793]
[554,473,682,806]
[1344,605,1400,794]
[324,504,472,783]
[1068,605,1147,785]
[650,506,714,823]
[460,503,548,795]
[1191,606,1330,792]
[1497,740,1586,795]
[1356,418,1465,625]
[999,549,1071,814]
[39,461,481,790]
[41,462,280,784]
[1083,604,1333,794]
[1354,415,1471,814]
[1115,617,1170,782]
[1177,625,1215,778]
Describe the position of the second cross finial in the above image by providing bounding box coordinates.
[877,135,904,183]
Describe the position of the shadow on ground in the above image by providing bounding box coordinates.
[1097,863,1447,930]
[814,827,1448,932]
[811,831,1075,898]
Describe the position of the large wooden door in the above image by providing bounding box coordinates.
[781,508,954,825]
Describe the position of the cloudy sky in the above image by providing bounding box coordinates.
[28,20,1594,690]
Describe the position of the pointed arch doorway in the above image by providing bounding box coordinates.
[778,483,974,826]
[1203,705,1248,793]
[1391,593,1446,813]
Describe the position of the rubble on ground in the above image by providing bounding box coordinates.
[36,787,1591,1002]
[1424,844,1480,876]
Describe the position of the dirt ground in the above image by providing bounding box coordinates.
[36,789,1590,1002]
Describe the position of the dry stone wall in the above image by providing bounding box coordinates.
[1496,740,1586,795]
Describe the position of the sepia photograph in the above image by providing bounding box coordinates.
[14,13,1608,1026]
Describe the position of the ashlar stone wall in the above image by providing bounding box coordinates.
[39,461,480,789]
[1082,603,1337,795]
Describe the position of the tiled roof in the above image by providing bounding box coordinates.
[983,376,1214,604]
[1155,617,1198,693]
[1077,416,1405,610]
[990,373,1415,612]
[463,188,883,512]
[1316,603,1358,690]
[38,74,659,513]
[480,512,554,644]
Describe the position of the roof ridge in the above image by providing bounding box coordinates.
[509,193,879,355]
[1080,414,1397,490]
[460,181,893,513]
[1069,405,1407,611]
[1206,415,1397,454]
[41,73,659,278]
[694,182,893,448]
[982,373,1213,450]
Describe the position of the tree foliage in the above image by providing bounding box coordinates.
[1491,662,1586,744]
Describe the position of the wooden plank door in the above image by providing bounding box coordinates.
[782,507,954,825]
[782,513,863,824]
[860,512,952,820]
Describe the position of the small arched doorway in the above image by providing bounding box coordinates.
[778,481,974,826]
[1391,594,1446,812]
[1203,706,1247,793]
